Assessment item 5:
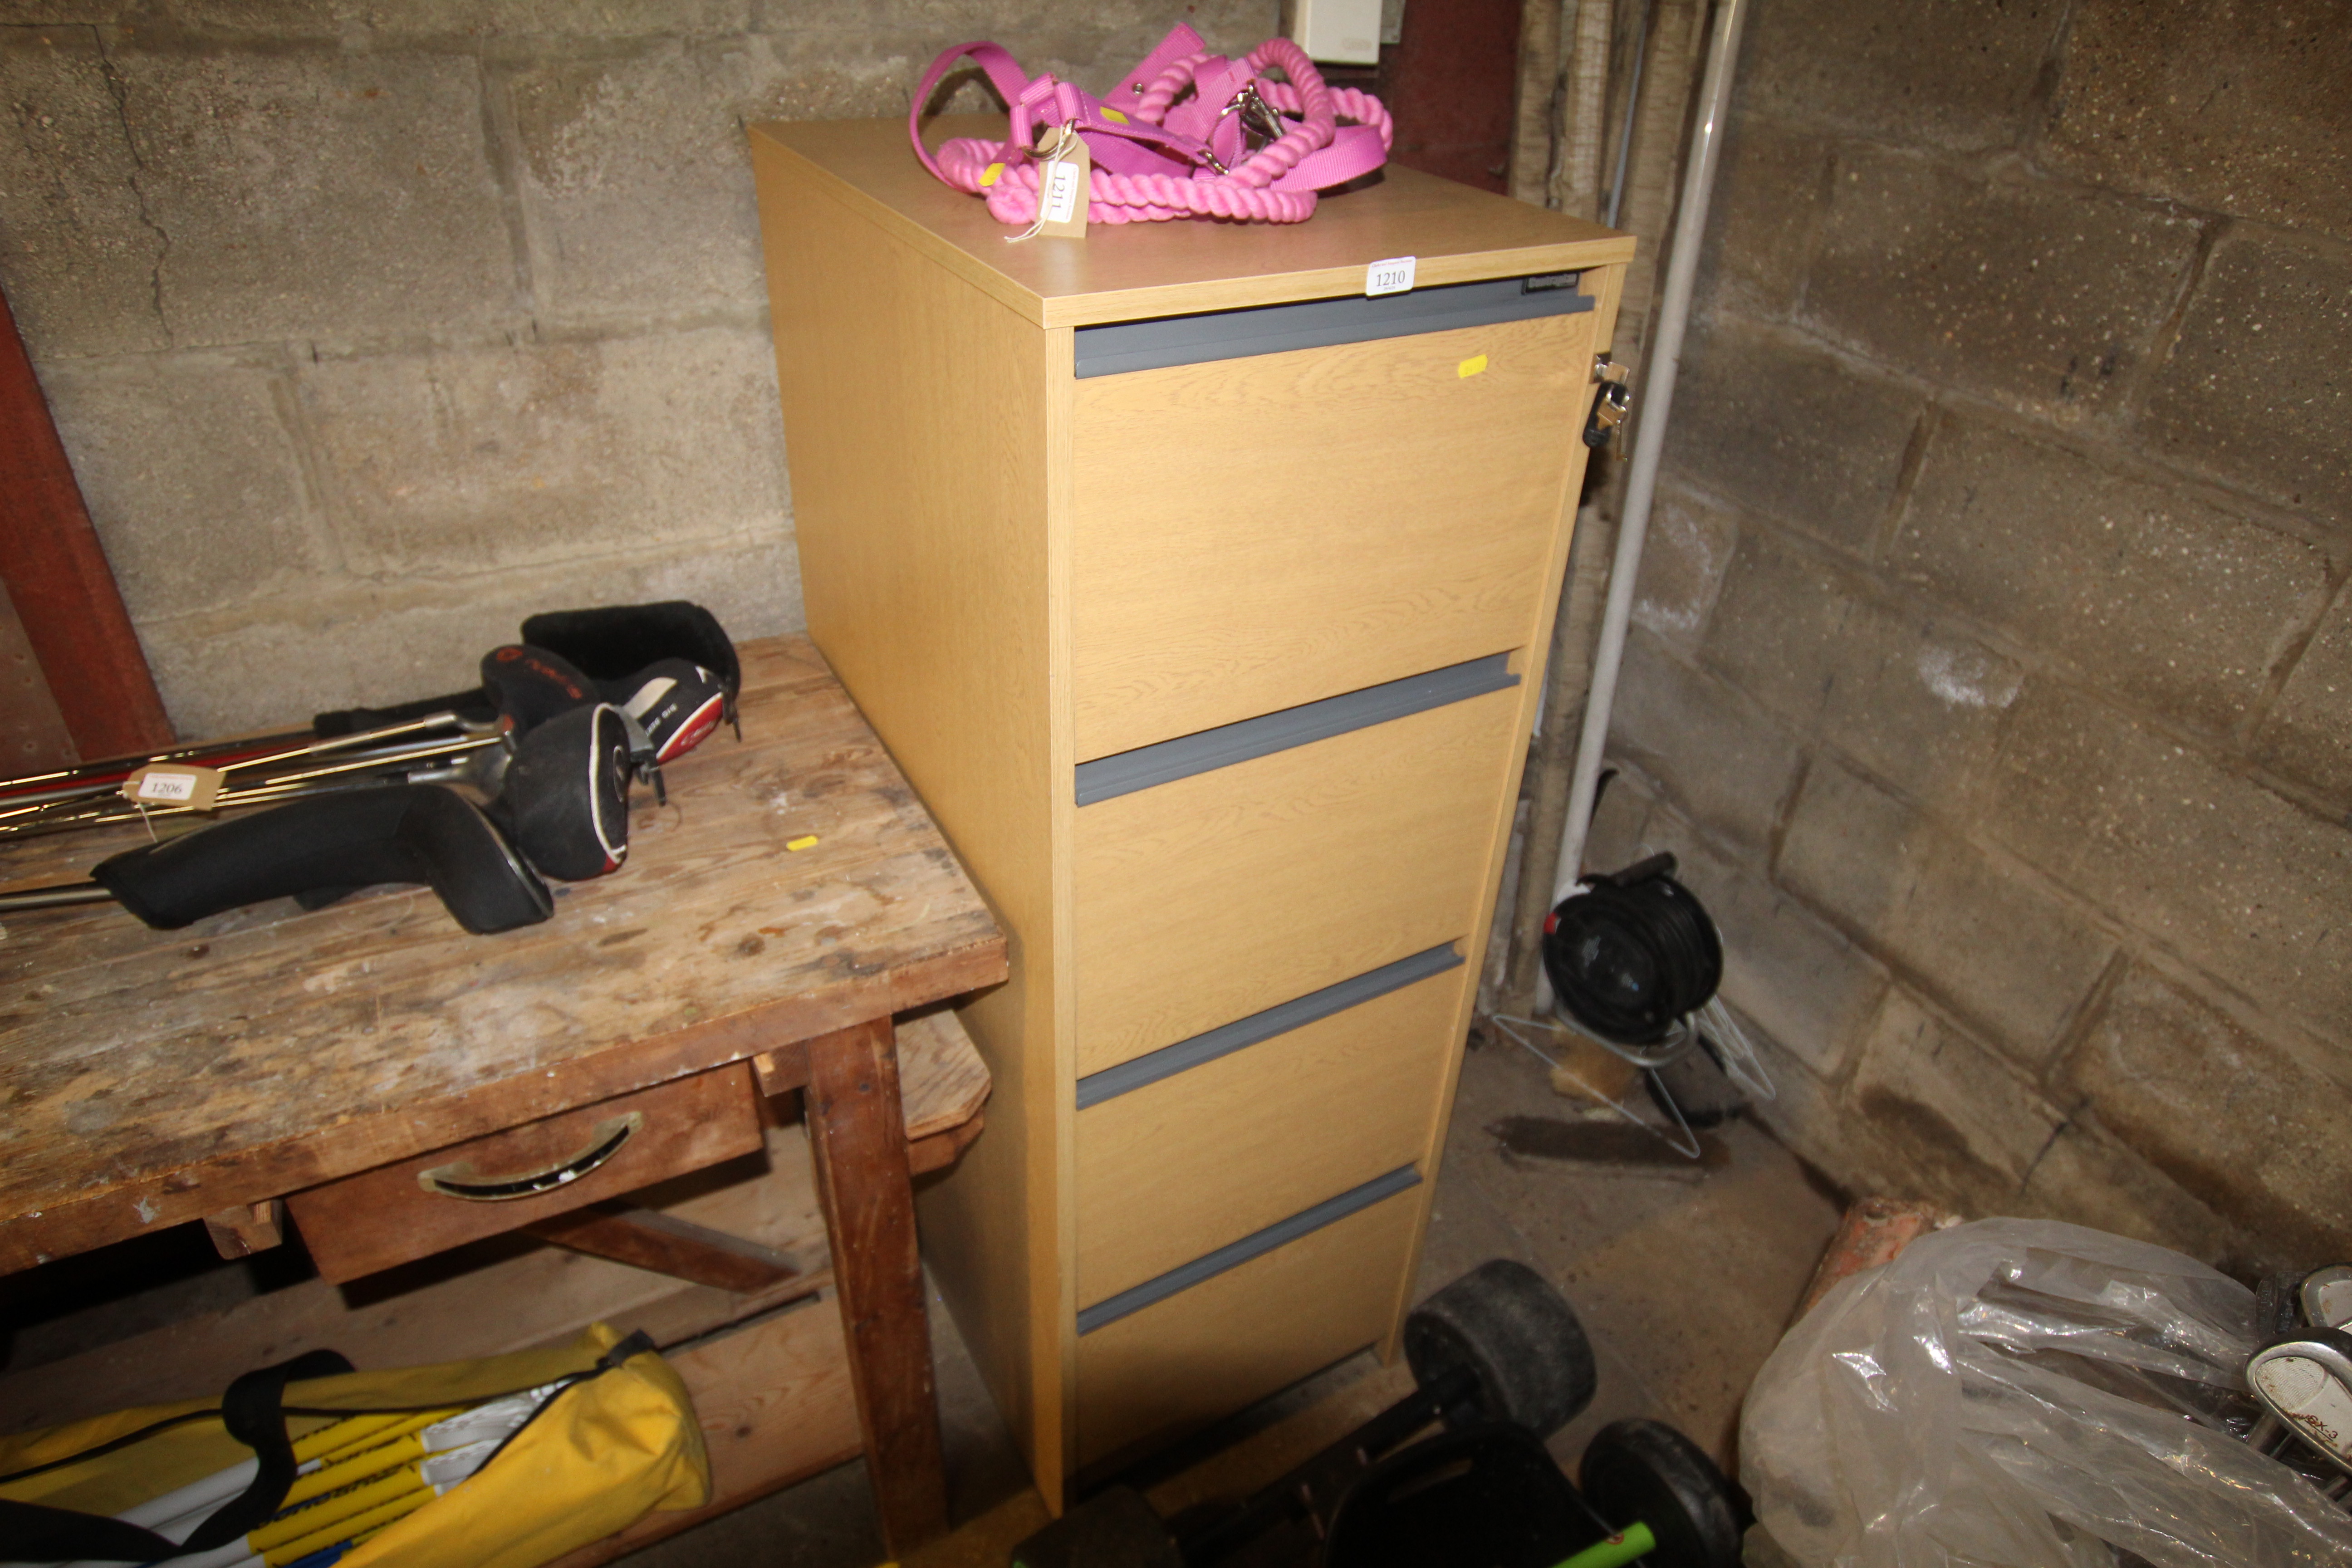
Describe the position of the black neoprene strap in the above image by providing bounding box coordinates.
[184,1348,356,1550]
[0,1347,352,1563]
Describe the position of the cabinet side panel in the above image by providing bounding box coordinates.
[753,133,1064,1500]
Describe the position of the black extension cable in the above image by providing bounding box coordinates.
[1541,853,1724,1046]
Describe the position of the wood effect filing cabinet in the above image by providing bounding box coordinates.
[750,115,1633,1508]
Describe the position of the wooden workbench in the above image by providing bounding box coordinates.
[0,635,1008,1555]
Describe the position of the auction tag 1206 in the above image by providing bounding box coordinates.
[122,764,226,812]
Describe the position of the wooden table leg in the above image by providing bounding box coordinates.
[804,1015,948,1554]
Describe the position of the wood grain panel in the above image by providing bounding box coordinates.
[285,1065,764,1284]
[1074,1183,1420,1467]
[1072,312,1594,759]
[753,137,1076,1507]
[1073,686,1519,1075]
[1076,962,1464,1306]
[894,1006,992,1141]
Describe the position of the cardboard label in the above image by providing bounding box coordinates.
[124,764,225,812]
[1035,132,1091,240]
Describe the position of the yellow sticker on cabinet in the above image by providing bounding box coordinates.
[1458,353,1489,378]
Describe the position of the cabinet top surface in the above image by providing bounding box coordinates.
[750,116,1635,329]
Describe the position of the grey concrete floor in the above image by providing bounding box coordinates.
[620,1032,1847,1567]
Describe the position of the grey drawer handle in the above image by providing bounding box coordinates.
[417,1112,643,1201]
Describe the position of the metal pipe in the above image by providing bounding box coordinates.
[1550,0,1751,914]
[1603,0,1653,229]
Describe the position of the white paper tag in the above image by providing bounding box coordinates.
[1366,255,1417,297]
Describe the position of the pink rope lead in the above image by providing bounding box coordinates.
[911,27,1392,228]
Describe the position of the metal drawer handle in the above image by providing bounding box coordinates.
[417,1112,643,1201]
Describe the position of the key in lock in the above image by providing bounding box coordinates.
[1584,356,1632,450]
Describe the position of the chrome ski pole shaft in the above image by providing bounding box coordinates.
[0,730,313,802]
[0,882,114,913]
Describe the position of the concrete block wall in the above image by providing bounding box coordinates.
[0,1,1279,737]
[1595,0,2352,1269]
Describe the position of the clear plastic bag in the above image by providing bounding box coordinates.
[1740,1218,2352,1566]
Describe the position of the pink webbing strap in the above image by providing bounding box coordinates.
[906,40,1034,183]
[908,26,1392,227]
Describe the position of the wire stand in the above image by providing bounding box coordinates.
[1488,997,1777,1163]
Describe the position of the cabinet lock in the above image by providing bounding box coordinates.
[1584,355,1632,450]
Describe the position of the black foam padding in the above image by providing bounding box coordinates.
[93,786,553,934]
[312,686,497,738]
[480,644,599,736]
[493,703,631,881]
[524,601,740,698]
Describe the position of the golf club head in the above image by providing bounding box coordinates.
[2248,1328,2352,1476]
[2303,1266,2352,1331]
[492,702,632,881]
[608,658,729,764]
[310,601,739,745]
[480,644,600,736]
[92,785,552,935]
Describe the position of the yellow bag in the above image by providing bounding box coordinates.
[0,1323,709,1568]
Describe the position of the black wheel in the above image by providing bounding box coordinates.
[1578,1419,1742,1568]
[1402,1259,1597,1438]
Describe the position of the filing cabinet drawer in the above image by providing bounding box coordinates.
[286,1063,764,1283]
[1070,311,1592,761]
[1073,683,1520,1076]
[1076,1176,1422,1466]
[1075,954,1466,1307]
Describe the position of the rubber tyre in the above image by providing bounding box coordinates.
[1402,1259,1597,1438]
[1578,1419,1743,1568]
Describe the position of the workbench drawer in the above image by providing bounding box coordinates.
[286,1063,765,1283]
[1073,681,1520,1077]
[1075,1172,1423,1467]
[1069,309,1592,762]
[1074,951,1465,1308]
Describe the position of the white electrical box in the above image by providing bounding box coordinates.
[1293,0,1382,65]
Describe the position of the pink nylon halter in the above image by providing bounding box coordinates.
[908,25,1394,226]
